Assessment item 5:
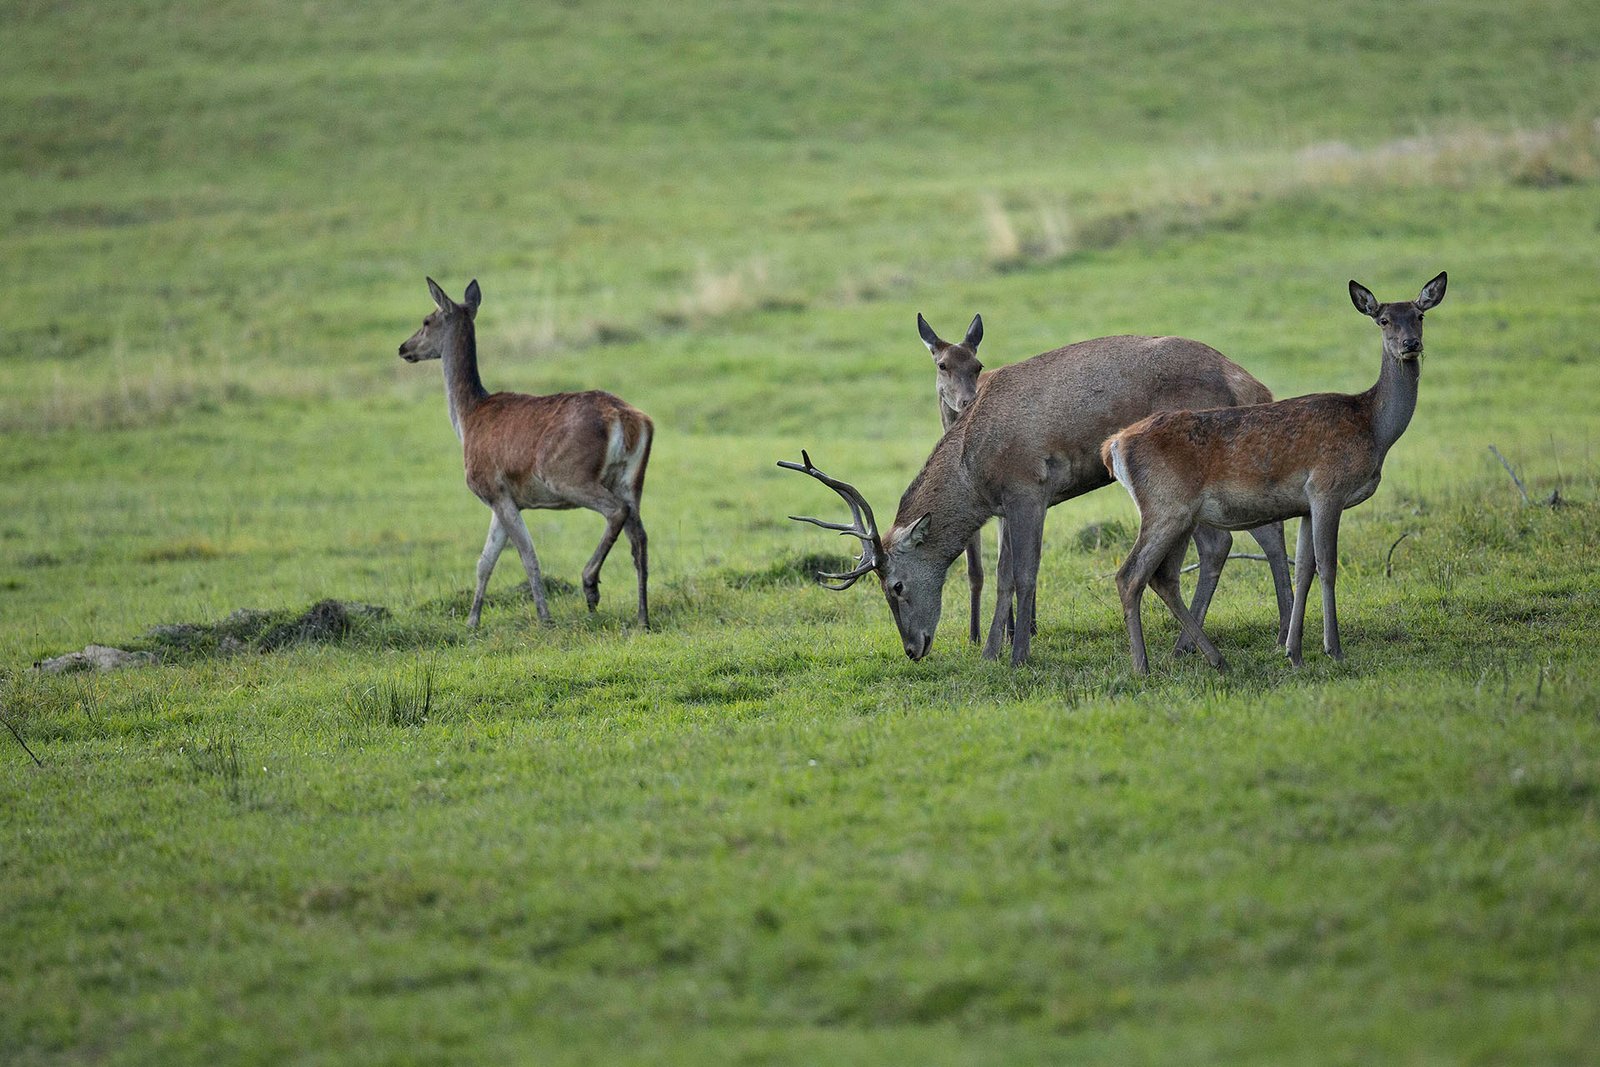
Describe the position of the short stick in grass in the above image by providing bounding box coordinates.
[399,278,653,629]
[1102,271,1448,674]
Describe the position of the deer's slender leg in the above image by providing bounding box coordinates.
[1149,537,1226,670]
[1004,500,1046,666]
[468,513,508,628]
[624,509,649,629]
[1311,502,1343,660]
[964,533,985,644]
[577,498,629,614]
[1175,525,1232,655]
[982,521,1015,661]
[1247,520,1294,649]
[491,498,553,624]
[1116,518,1189,675]
[1285,517,1317,667]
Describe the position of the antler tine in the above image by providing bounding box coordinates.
[788,514,873,539]
[776,450,881,536]
[777,449,886,589]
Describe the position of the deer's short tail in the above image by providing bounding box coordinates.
[1102,434,1141,515]
[606,409,653,503]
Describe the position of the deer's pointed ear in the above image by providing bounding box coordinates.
[1417,271,1447,311]
[1349,280,1379,318]
[907,512,933,547]
[917,313,944,356]
[963,313,983,351]
[462,279,482,318]
[426,277,452,312]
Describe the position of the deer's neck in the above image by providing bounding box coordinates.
[1367,350,1421,458]
[894,434,990,564]
[441,319,489,441]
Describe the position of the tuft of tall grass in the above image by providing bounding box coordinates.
[345,663,436,728]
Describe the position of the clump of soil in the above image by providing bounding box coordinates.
[144,599,390,658]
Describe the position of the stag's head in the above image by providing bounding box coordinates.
[399,277,481,362]
[778,451,947,660]
[917,313,984,418]
[1349,271,1446,364]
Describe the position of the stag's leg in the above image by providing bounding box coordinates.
[1311,502,1343,661]
[624,509,649,629]
[1285,517,1317,667]
[1248,520,1294,648]
[1149,539,1227,671]
[468,512,508,629]
[1004,501,1046,667]
[965,533,984,644]
[491,498,553,624]
[1175,525,1232,656]
[982,521,1015,661]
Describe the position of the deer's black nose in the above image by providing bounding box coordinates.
[1403,339,1422,353]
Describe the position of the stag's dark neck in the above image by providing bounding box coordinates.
[893,430,990,564]
[1366,349,1421,459]
[441,318,489,440]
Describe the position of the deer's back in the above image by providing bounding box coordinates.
[1109,391,1381,528]
[956,335,1273,502]
[463,390,652,508]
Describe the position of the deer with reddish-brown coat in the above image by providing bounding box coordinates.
[1102,271,1447,674]
[782,331,1294,664]
[399,278,652,629]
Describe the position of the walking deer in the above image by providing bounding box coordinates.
[781,334,1293,665]
[399,278,652,629]
[1102,271,1447,674]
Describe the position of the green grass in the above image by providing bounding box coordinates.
[3,0,1600,1062]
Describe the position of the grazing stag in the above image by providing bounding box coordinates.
[1102,272,1447,674]
[781,334,1293,664]
[399,278,652,629]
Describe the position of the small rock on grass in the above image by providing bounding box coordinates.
[33,644,156,674]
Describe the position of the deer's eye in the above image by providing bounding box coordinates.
[937,362,948,371]
[892,581,904,596]
[1417,313,1424,320]
[1379,317,1389,326]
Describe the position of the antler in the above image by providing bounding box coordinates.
[776,449,885,590]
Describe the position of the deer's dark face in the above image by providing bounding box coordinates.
[399,277,481,363]
[1350,272,1447,363]
[880,517,944,661]
[934,343,984,416]
[398,308,448,363]
[918,312,985,419]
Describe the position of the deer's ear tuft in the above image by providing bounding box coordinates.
[917,313,943,356]
[426,277,452,312]
[963,313,983,351]
[1416,271,1447,311]
[1349,280,1379,318]
[907,512,933,547]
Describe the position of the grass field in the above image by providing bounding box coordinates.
[4,0,1600,1062]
